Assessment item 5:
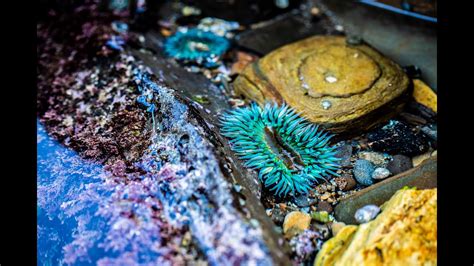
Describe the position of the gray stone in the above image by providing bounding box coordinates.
[387,155,413,175]
[353,159,375,186]
[372,167,391,180]
[294,194,318,208]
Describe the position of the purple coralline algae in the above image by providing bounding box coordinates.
[289,229,324,265]
[134,69,272,265]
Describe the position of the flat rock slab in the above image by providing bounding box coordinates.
[334,156,436,224]
[236,10,338,55]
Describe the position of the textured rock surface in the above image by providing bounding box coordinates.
[233,35,410,133]
[315,188,437,266]
[412,79,437,113]
[283,211,312,238]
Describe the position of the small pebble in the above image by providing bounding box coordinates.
[371,167,391,180]
[334,174,357,191]
[353,159,375,186]
[317,201,333,213]
[354,205,380,224]
[283,211,312,237]
[294,194,318,207]
[387,154,413,175]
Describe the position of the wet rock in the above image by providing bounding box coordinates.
[387,154,413,175]
[236,12,337,55]
[367,120,431,156]
[294,195,318,208]
[317,201,333,213]
[357,151,389,167]
[283,211,312,238]
[233,36,410,134]
[334,174,357,191]
[354,205,380,224]
[371,167,391,180]
[316,188,437,266]
[353,159,375,186]
[412,79,437,113]
[334,144,353,167]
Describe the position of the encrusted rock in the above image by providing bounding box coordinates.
[412,79,437,113]
[353,159,375,186]
[233,36,410,133]
[315,188,437,266]
[367,120,432,156]
[334,174,356,191]
[283,211,312,238]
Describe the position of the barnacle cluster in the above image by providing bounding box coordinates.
[221,103,340,196]
[164,28,230,67]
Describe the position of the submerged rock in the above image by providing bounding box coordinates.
[354,204,380,224]
[367,120,432,156]
[387,154,413,175]
[353,159,375,186]
[315,188,437,266]
[334,174,356,191]
[233,36,410,134]
[371,167,391,180]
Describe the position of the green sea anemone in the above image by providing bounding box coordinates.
[164,28,230,67]
[220,103,340,197]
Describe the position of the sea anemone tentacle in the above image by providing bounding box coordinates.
[220,102,340,197]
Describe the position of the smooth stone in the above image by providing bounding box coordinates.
[233,36,410,134]
[334,156,436,224]
[334,174,357,191]
[353,159,375,186]
[367,120,431,156]
[371,167,391,180]
[283,211,312,236]
[354,205,380,224]
[315,188,437,266]
[387,154,413,175]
